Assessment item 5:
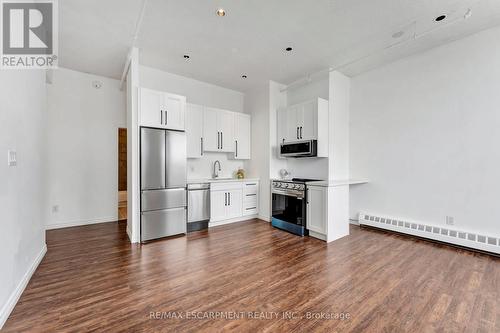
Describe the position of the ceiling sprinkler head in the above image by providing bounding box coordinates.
[464,9,472,19]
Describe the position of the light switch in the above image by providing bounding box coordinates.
[8,150,17,166]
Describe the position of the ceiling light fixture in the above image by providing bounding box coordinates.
[285,47,293,52]
[392,31,405,39]
[241,75,247,79]
[183,55,190,59]
[435,14,446,22]
[216,8,226,17]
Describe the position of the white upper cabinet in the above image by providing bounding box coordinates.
[202,107,218,152]
[186,103,204,158]
[139,88,186,130]
[232,113,251,160]
[203,107,234,153]
[218,110,234,152]
[299,100,317,141]
[277,98,329,157]
[139,88,163,128]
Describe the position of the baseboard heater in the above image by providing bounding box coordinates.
[359,213,500,255]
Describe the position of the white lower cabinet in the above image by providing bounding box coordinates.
[210,181,259,223]
[306,184,350,243]
[306,185,327,235]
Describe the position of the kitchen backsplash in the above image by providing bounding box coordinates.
[188,152,246,179]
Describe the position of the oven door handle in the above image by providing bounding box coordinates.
[271,189,304,199]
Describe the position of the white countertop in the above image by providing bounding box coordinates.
[187,177,260,184]
[305,179,369,187]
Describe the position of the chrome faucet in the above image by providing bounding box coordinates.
[213,160,221,178]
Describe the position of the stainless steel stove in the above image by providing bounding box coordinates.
[271,178,320,236]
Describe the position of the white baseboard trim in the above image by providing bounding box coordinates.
[126,224,132,242]
[0,244,47,329]
[209,214,259,228]
[46,216,118,230]
[258,214,270,222]
[349,218,360,225]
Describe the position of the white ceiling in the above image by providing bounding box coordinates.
[59,0,500,92]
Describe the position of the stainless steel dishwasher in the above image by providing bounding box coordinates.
[187,183,210,232]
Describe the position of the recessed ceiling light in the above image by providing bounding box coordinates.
[285,47,293,52]
[392,31,404,39]
[216,8,226,17]
[241,75,247,79]
[435,14,446,22]
[183,55,190,59]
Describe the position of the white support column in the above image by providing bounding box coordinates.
[126,47,140,243]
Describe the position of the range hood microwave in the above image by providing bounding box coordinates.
[280,140,317,158]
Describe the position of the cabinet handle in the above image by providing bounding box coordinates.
[300,126,303,139]
[160,110,163,124]
[217,132,220,149]
[228,192,231,206]
[296,127,299,139]
[225,192,227,206]
[165,110,168,125]
[221,132,223,149]
[235,140,238,157]
[201,137,203,156]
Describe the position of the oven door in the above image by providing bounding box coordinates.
[271,191,306,227]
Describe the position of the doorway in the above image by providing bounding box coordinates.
[118,128,127,220]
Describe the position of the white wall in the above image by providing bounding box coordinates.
[140,65,244,112]
[139,65,247,180]
[46,68,126,229]
[0,70,47,328]
[350,26,500,236]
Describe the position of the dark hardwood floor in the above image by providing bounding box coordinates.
[3,219,499,332]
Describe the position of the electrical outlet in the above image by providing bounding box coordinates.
[7,150,17,166]
[52,205,59,213]
[446,216,454,226]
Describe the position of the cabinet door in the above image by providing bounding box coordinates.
[299,100,317,140]
[306,186,327,234]
[140,88,163,128]
[164,93,186,130]
[226,190,242,219]
[218,110,234,152]
[210,191,227,222]
[186,104,204,158]
[277,108,287,146]
[286,105,300,142]
[203,107,219,151]
[233,113,251,159]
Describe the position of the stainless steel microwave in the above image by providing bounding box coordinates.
[280,140,317,158]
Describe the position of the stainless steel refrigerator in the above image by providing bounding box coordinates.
[140,127,187,242]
